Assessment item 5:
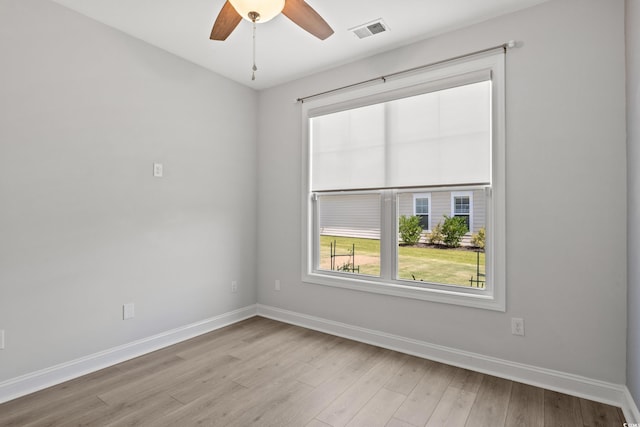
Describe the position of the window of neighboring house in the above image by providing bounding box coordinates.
[414,193,431,231]
[452,191,473,232]
[301,50,506,311]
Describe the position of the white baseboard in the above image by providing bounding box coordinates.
[0,304,258,404]
[623,386,640,423]
[256,304,632,418]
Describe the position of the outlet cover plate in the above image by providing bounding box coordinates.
[123,303,135,320]
[511,318,524,336]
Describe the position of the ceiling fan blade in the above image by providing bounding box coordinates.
[210,1,242,41]
[282,0,334,40]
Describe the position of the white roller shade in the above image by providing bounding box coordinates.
[311,79,491,192]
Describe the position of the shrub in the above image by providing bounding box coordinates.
[471,227,486,249]
[399,215,423,245]
[428,222,444,245]
[441,215,469,247]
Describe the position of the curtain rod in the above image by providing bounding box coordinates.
[297,40,516,104]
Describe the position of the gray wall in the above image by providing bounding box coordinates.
[627,0,640,410]
[0,0,257,381]
[257,0,627,384]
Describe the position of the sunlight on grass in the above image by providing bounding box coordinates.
[319,235,484,288]
[398,247,485,287]
[319,236,380,277]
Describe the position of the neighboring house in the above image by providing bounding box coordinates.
[398,189,486,234]
[319,189,485,243]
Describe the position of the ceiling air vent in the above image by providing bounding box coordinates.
[349,19,389,39]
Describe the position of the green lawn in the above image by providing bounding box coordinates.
[320,235,485,288]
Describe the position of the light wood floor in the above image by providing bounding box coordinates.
[0,316,625,426]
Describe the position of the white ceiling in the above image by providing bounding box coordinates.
[51,0,549,90]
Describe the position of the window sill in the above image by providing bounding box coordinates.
[302,271,505,312]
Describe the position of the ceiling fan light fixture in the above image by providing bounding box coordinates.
[229,0,285,23]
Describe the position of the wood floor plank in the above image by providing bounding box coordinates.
[3,370,131,426]
[96,358,192,405]
[346,387,407,427]
[425,384,477,427]
[20,395,108,427]
[384,355,432,395]
[239,317,294,344]
[544,389,584,427]
[298,339,374,387]
[295,333,344,365]
[226,322,301,361]
[153,381,248,427]
[393,362,457,426]
[174,317,283,360]
[449,368,484,394]
[386,418,418,427]
[231,330,327,388]
[316,351,410,427]
[175,333,304,398]
[170,375,245,406]
[504,382,544,427]
[464,374,512,427]
[96,353,238,406]
[222,378,314,427]
[266,345,385,427]
[175,362,312,426]
[91,392,183,427]
[307,419,333,427]
[193,379,312,426]
[0,365,126,422]
[578,398,623,427]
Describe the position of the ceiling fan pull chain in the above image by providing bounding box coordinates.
[251,19,257,81]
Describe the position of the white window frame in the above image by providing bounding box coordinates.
[301,51,506,311]
[413,193,431,231]
[451,191,473,233]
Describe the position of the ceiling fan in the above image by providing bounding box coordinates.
[210,0,334,41]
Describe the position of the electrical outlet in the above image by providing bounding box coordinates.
[275,279,281,291]
[231,281,238,293]
[153,163,163,177]
[511,318,525,336]
[123,303,135,320]
[0,330,4,350]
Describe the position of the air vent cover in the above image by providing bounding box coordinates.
[349,19,389,39]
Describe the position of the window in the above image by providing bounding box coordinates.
[302,51,506,311]
[318,193,380,276]
[413,193,431,230]
[451,191,473,232]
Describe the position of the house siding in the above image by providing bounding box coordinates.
[318,194,380,239]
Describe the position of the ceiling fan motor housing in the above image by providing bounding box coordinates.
[229,0,285,23]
